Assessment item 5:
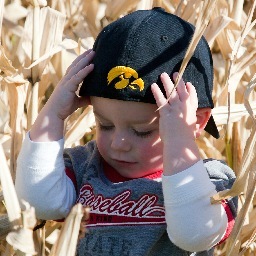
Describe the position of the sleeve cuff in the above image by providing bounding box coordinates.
[162,160,216,205]
[18,132,65,170]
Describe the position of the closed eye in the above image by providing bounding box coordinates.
[98,123,114,131]
[133,129,153,138]
[97,122,154,138]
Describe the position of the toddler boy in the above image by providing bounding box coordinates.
[16,7,237,256]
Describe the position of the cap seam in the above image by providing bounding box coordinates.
[125,10,159,67]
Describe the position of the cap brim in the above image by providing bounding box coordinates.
[204,115,220,139]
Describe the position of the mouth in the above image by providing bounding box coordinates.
[112,159,137,165]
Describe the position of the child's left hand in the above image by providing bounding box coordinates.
[151,72,200,174]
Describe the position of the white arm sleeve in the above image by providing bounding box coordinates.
[162,160,228,252]
[15,133,76,220]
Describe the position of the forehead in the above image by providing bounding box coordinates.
[91,96,159,123]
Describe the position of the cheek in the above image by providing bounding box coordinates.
[96,130,110,156]
[137,137,163,162]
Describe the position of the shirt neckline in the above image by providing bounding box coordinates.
[102,159,163,183]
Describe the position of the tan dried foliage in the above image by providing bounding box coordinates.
[1,0,256,255]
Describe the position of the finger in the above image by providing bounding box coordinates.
[66,49,93,74]
[65,50,95,80]
[67,50,95,79]
[68,63,94,92]
[160,73,178,103]
[186,82,198,108]
[75,49,93,64]
[160,72,174,98]
[151,83,168,108]
[173,72,189,102]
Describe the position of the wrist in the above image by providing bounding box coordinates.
[162,138,200,175]
[30,105,65,142]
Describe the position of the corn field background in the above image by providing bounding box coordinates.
[1,0,256,255]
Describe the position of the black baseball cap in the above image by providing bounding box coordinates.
[80,7,219,138]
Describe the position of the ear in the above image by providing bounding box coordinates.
[87,96,92,105]
[195,108,211,138]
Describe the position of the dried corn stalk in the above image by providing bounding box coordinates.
[6,202,37,256]
[49,204,89,256]
[1,0,256,255]
[0,144,21,227]
[173,1,217,88]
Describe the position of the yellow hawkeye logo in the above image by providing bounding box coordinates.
[107,66,144,91]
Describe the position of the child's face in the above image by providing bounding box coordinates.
[91,96,163,178]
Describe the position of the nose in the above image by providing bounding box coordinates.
[111,130,131,152]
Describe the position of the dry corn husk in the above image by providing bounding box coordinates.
[49,204,89,256]
[105,0,140,20]
[1,0,256,255]
[0,0,4,40]
[0,144,21,227]
[173,1,217,92]
[211,25,256,204]
[6,202,37,255]
[0,214,12,240]
[212,101,256,125]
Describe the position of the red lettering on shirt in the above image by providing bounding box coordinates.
[76,184,166,227]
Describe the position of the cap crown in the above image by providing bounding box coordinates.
[80,8,219,138]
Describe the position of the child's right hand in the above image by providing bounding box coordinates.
[29,49,95,142]
[48,49,95,120]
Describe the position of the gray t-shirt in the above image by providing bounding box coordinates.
[63,141,237,256]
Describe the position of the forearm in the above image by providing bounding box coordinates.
[30,100,64,142]
[163,160,228,252]
[15,133,76,220]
